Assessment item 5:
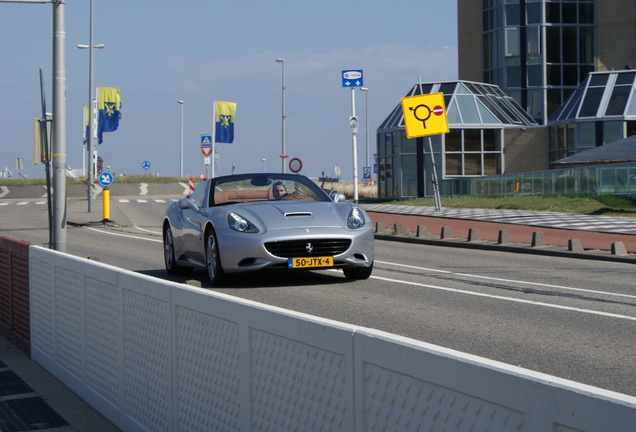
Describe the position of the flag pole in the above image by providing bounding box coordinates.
[211,100,216,179]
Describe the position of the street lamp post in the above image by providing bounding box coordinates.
[178,100,184,177]
[360,87,370,179]
[78,0,104,213]
[261,158,267,172]
[275,58,286,173]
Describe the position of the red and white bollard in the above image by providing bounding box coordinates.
[188,177,195,194]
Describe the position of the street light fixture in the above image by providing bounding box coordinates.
[177,100,184,177]
[77,0,104,213]
[275,58,286,173]
[360,87,370,178]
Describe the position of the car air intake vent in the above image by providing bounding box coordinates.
[265,239,351,258]
[284,212,312,217]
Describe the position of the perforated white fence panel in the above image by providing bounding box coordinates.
[28,247,636,432]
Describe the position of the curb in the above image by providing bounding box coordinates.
[374,225,636,264]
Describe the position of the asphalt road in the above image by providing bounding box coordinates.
[1,192,635,398]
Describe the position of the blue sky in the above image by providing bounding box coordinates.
[0,0,458,180]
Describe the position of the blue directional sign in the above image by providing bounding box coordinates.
[342,70,364,87]
[142,160,151,170]
[98,171,113,187]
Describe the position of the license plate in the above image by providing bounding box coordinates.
[288,256,334,268]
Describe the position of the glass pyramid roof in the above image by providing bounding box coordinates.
[550,70,636,123]
[379,81,537,131]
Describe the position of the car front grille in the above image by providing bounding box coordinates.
[265,239,351,258]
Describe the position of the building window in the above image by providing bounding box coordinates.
[401,155,417,197]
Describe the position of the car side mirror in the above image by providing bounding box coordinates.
[331,192,346,202]
[177,197,199,212]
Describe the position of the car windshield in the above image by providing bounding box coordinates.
[210,173,331,206]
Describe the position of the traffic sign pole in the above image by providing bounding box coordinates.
[350,87,359,203]
[342,70,363,203]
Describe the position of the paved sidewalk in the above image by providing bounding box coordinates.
[362,203,636,257]
[0,334,120,432]
[362,203,636,234]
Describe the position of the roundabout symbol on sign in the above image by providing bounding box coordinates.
[409,104,444,129]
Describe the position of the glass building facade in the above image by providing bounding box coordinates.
[548,70,636,164]
[377,81,537,199]
[482,0,596,125]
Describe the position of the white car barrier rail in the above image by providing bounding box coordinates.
[29,246,636,431]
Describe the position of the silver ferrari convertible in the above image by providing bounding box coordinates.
[163,173,374,285]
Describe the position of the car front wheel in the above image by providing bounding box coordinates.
[164,226,191,275]
[343,261,373,280]
[206,230,226,285]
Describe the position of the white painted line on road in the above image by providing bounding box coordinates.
[376,260,636,301]
[139,183,148,195]
[119,199,130,203]
[0,202,9,206]
[0,186,8,198]
[85,227,162,243]
[137,199,148,203]
[134,226,161,235]
[16,202,28,206]
[370,273,636,322]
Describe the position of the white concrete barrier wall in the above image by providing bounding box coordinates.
[29,246,636,431]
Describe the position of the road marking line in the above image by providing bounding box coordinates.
[134,226,161,235]
[376,260,636,300]
[370,274,636,322]
[85,227,162,243]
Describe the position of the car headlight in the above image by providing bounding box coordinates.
[347,207,365,229]
[227,212,260,233]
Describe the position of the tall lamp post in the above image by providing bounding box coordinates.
[1,0,67,251]
[177,100,184,177]
[78,0,104,213]
[275,58,286,172]
[360,87,370,179]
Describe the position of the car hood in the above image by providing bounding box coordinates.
[229,201,355,231]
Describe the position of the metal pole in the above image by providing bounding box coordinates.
[78,0,104,211]
[418,75,442,211]
[87,0,94,211]
[52,0,67,251]
[275,58,286,172]
[178,100,184,177]
[351,87,359,203]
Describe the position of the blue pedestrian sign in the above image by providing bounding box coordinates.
[142,160,151,170]
[201,134,213,146]
[342,70,364,87]
[98,171,113,187]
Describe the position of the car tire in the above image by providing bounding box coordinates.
[164,225,191,275]
[343,261,373,280]
[206,229,227,285]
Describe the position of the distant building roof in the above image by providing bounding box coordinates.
[550,70,636,124]
[552,135,636,165]
[379,81,537,131]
